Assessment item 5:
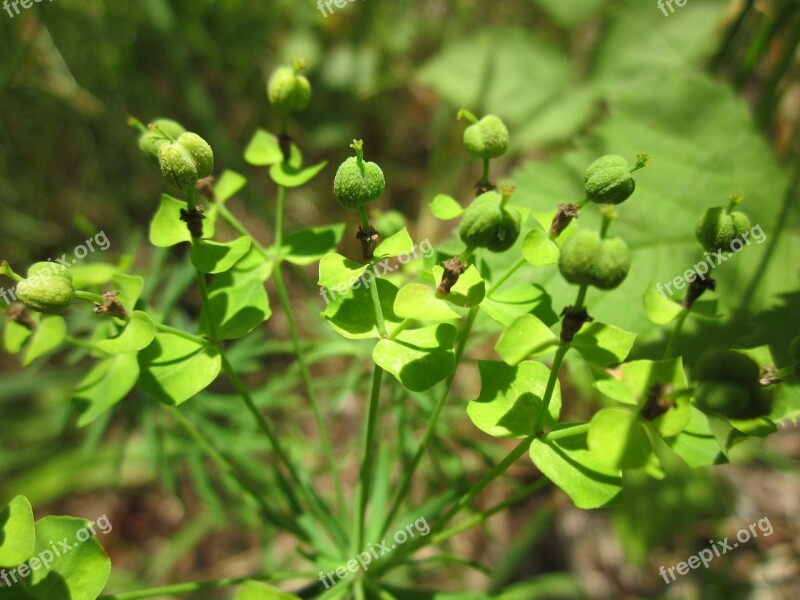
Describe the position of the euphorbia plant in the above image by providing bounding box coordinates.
[1,60,798,600]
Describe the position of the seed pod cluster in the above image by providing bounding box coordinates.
[558,229,631,290]
[694,350,771,419]
[16,262,74,314]
[334,141,385,209]
[268,63,311,115]
[459,190,521,253]
[584,155,636,205]
[138,119,186,161]
[695,207,751,253]
[158,133,214,192]
[462,115,509,160]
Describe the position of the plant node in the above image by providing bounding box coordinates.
[357,224,380,261]
[180,206,206,239]
[94,291,128,319]
[436,257,467,296]
[681,274,716,309]
[549,203,580,238]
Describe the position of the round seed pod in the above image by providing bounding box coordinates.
[463,115,509,160]
[458,191,521,253]
[589,235,631,290]
[158,142,199,192]
[485,207,521,253]
[695,207,751,253]
[333,156,385,209]
[558,229,631,290]
[268,66,311,115]
[694,349,771,419]
[584,155,629,182]
[585,163,636,205]
[16,262,74,314]
[177,132,214,179]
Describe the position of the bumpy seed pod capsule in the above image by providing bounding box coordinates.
[584,155,636,205]
[177,132,214,179]
[268,61,312,115]
[463,115,509,160]
[558,229,631,290]
[16,262,74,314]
[695,207,751,253]
[459,189,521,253]
[694,349,771,419]
[158,143,199,192]
[138,119,186,160]
[333,140,385,209]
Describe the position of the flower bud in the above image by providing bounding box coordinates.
[16,262,74,314]
[463,115,509,160]
[268,62,311,115]
[334,141,385,209]
[585,155,636,205]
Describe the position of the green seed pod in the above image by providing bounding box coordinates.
[558,229,631,290]
[268,65,311,115]
[585,158,636,205]
[16,262,74,314]
[463,115,509,160]
[138,119,186,160]
[158,142,199,191]
[458,191,521,253]
[695,207,751,253]
[790,336,800,378]
[177,132,214,179]
[694,349,770,419]
[333,141,385,209]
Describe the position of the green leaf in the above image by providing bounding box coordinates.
[373,324,457,392]
[594,377,637,406]
[429,194,463,220]
[394,284,461,322]
[480,284,558,328]
[643,284,684,325]
[374,227,414,260]
[21,516,111,600]
[4,319,32,355]
[0,495,35,566]
[431,265,486,307]
[215,170,248,203]
[149,195,191,247]
[269,160,327,188]
[318,253,369,292]
[650,392,693,438]
[536,0,606,27]
[467,360,561,438]
[69,263,118,288]
[73,353,140,426]
[588,407,652,470]
[112,274,145,313]
[522,228,560,267]
[234,580,302,600]
[571,321,636,366]
[201,278,271,340]
[727,416,777,438]
[23,316,66,366]
[322,279,403,339]
[96,311,155,354]
[138,332,221,405]
[190,237,252,274]
[530,428,622,509]
[282,224,345,266]
[495,314,558,365]
[622,358,688,406]
[244,129,284,166]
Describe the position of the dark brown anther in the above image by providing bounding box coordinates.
[560,305,592,342]
[95,291,128,319]
[7,303,35,330]
[180,206,206,239]
[640,383,676,420]
[196,176,217,203]
[279,133,293,163]
[357,225,380,261]
[474,180,496,196]
[681,274,716,309]
[549,203,580,238]
[436,257,467,296]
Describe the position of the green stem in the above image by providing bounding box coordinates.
[774,366,795,380]
[663,309,689,359]
[74,290,105,304]
[167,407,310,541]
[153,322,209,346]
[387,318,413,340]
[216,203,272,260]
[354,364,385,553]
[481,158,490,184]
[533,343,569,433]
[96,572,316,600]
[541,422,590,442]
[486,257,526,296]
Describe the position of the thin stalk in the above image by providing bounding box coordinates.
[663,309,689,359]
[486,257,526,295]
[354,364,385,553]
[167,407,310,541]
[541,422,590,442]
[96,572,317,600]
[387,318,413,340]
[74,290,105,304]
[152,322,208,346]
[359,205,387,336]
[273,182,345,515]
